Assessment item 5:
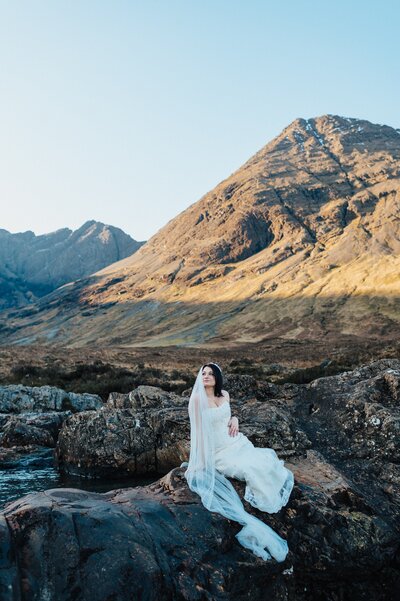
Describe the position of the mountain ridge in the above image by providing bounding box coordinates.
[0,221,145,311]
[1,114,399,347]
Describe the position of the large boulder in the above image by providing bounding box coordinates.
[56,387,192,477]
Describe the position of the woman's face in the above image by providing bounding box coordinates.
[202,365,215,387]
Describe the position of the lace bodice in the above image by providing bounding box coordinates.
[206,401,243,450]
[207,401,231,427]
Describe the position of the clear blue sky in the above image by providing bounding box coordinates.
[0,0,398,241]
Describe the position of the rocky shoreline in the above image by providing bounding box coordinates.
[0,384,103,471]
[0,359,399,599]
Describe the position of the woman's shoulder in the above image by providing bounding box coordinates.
[221,389,230,401]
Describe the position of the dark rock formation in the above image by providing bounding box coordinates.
[0,412,67,448]
[55,386,192,477]
[295,358,400,527]
[55,360,400,511]
[0,359,399,599]
[49,358,400,599]
[0,456,398,601]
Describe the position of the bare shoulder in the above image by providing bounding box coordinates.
[221,389,230,402]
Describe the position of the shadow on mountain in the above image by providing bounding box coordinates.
[0,271,398,351]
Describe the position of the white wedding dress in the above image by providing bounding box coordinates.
[208,400,294,513]
[184,366,294,562]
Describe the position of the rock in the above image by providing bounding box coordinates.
[56,391,190,477]
[107,385,187,410]
[297,358,400,525]
[54,358,400,563]
[238,399,311,458]
[1,359,400,598]
[0,387,103,473]
[0,418,55,447]
[1,474,288,601]
[222,374,260,399]
[0,411,68,447]
[284,451,399,599]
[0,385,103,413]
[0,457,398,601]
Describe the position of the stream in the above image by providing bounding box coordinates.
[0,448,161,510]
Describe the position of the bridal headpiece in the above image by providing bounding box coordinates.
[205,362,222,373]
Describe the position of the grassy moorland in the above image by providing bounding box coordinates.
[0,337,399,400]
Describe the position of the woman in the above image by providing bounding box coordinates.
[182,362,294,562]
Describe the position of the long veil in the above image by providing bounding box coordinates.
[181,366,289,562]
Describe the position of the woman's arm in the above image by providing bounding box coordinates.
[223,390,239,437]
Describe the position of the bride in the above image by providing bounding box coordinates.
[181,362,294,562]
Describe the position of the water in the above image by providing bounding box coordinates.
[0,449,162,511]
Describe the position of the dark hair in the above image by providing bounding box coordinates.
[201,363,223,397]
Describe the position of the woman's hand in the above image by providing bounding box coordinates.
[228,416,239,437]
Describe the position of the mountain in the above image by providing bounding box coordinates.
[1,114,399,347]
[0,221,144,311]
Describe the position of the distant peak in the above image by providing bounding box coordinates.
[277,114,400,148]
[80,220,101,229]
[284,114,361,134]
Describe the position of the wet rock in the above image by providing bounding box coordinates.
[0,387,103,476]
[0,418,55,448]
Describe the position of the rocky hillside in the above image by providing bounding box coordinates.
[0,114,399,346]
[0,221,144,311]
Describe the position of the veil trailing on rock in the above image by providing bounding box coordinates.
[181,366,289,562]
